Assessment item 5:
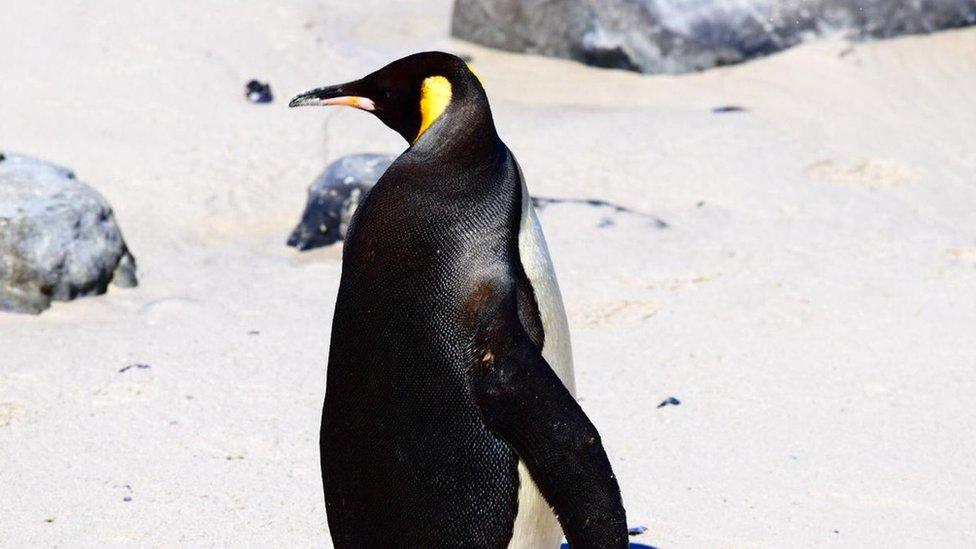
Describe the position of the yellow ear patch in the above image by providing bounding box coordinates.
[416,75,452,142]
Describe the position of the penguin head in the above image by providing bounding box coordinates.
[289,52,487,144]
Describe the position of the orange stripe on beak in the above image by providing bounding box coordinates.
[319,96,376,111]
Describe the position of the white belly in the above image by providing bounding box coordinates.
[508,171,574,549]
[515,174,575,394]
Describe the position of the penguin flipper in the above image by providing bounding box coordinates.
[465,278,628,548]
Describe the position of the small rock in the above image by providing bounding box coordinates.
[245,80,273,103]
[119,363,150,373]
[0,152,138,314]
[657,396,681,408]
[628,525,648,536]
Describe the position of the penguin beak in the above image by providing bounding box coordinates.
[289,84,376,111]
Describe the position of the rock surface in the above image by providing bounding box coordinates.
[452,0,976,73]
[289,153,671,251]
[0,152,137,314]
[287,153,395,251]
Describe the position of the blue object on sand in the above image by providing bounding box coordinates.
[245,80,273,103]
[657,396,681,408]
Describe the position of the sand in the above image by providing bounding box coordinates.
[1,0,975,546]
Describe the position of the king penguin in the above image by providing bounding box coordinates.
[290,52,628,548]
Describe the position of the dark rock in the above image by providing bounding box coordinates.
[289,154,670,251]
[245,80,273,103]
[628,525,648,535]
[657,396,681,408]
[287,153,395,251]
[452,0,976,74]
[0,152,137,314]
[119,363,150,373]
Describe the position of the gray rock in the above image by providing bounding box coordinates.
[0,152,137,314]
[288,153,672,252]
[452,0,976,74]
[287,153,395,251]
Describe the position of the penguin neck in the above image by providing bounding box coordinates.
[406,82,503,169]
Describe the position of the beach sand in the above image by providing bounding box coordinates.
[1,0,975,546]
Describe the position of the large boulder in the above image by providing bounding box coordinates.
[0,152,137,314]
[451,0,976,74]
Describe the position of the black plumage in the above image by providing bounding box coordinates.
[291,52,627,548]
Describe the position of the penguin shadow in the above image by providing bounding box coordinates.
[531,195,669,229]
